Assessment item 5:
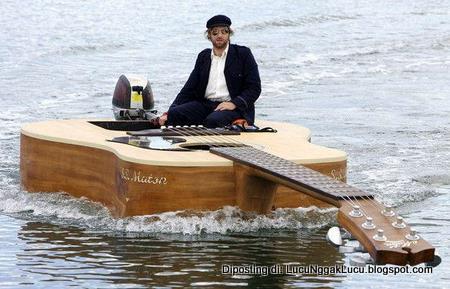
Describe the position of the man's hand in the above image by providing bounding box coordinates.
[158,114,168,126]
[214,101,236,111]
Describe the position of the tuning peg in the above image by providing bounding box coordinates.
[326,227,343,246]
[373,229,387,242]
[362,217,376,230]
[381,204,395,217]
[392,216,406,229]
[405,229,420,241]
[349,205,363,218]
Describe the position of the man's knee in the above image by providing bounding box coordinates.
[167,106,181,118]
[166,106,183,125]
[204,112,234,128]
[167,101,210,126]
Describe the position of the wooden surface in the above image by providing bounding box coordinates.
[21,119,347,166]
[20,134,126,216]
[20,119,348,216]
[338,199,435,265]
[273,160,347,209]
[235,164,279,213]
[210,146,370,208]
[20,119,436,265]
[21,133,346,216]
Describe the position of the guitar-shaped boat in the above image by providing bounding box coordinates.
[20,119,437,266]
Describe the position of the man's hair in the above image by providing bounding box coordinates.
[204,26,234,40]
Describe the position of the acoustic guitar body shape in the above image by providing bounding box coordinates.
[20,119,347,217]
[20,119,437,266]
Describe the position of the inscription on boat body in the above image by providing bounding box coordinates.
[330,168,346,182]
[120,168,168,185]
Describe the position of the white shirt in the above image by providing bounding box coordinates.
[204,44,231,102]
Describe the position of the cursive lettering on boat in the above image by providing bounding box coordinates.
[120,168,168,185]
[330,168,346,182]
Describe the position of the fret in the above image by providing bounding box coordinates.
[128,127,241,137]
[210,146,373,200]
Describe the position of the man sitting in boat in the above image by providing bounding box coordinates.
[156,15,261,128]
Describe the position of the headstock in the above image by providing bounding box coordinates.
[337,199,435,266]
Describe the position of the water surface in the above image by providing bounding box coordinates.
[1,0,449,287]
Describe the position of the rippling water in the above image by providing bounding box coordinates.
[1,0,449,287]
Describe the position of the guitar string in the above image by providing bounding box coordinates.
[193,126,246,146]
[361,194,402,225]
[162,124,369,217]
[197,128,369,216]
[164,125,227,147]
[161,126,213,146]
[195,127,372,216]
[174,125,243,147]
[168,126,413,246]
[183,126,407,238]
[166,125,243,148]
[189,125,244,146]
[159,123,400,224]
[204,128,394,217]
[181,126,372,215]
[192,126,243,146]
[164,125,419,243]
[165,125,369,216]
[164,125,398,216]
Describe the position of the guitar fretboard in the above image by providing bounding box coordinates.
[128,127,241,137]
[210,146,373,201]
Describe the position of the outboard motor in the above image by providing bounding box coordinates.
[112,74,157,120]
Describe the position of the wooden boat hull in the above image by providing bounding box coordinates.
[20,120,347,217]
[20,120,439,267]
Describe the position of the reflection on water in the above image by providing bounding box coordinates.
[15,221,343,288]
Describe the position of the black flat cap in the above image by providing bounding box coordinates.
[206,15,232,28]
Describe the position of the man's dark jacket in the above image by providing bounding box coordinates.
[170,44,261,124]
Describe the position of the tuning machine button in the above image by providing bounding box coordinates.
[349,205,363,218]
[326,226,343,246]
[392,216,406,229]
[381,204,395,217]
[373,229,387,242]
[362,217,376,230]
[405,229,420,241]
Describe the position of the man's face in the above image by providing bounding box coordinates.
[209,26,230,49]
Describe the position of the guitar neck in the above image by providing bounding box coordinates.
[210,146,436,266]
[210,146,373,206]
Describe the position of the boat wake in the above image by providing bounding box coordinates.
[0,188,337,235]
